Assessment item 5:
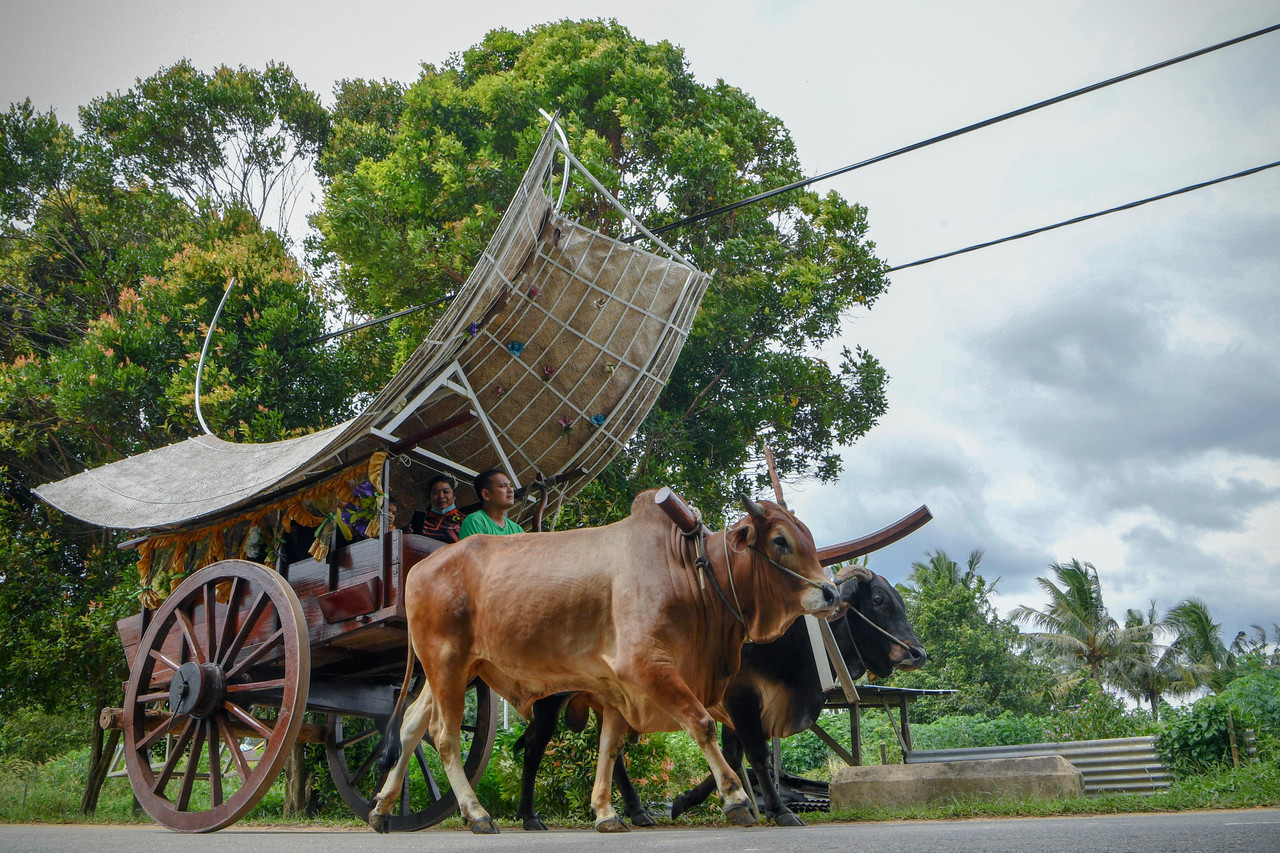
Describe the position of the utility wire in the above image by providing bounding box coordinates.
[887,159,1280,271]
[624,22,1280,243]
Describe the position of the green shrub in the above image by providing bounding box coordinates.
[1046,682,1156,742]
[475,718,708,822]
[912,712,1053,749]
[0,707,91,765]
[1219,667,1280,760]
[1156,695,1248,777]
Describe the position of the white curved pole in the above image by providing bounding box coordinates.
[194,277,236,436]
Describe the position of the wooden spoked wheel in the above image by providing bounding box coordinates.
[122,560,310,832]
[324,679,496,831]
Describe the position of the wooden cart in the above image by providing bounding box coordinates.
[36,120,712,833]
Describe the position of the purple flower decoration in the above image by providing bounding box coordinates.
[467,321,479,337]
[528,285,541,298]
[542,364,556,381]
[493,384,506,396]
[558,415,574,433]
[352,481,375,498]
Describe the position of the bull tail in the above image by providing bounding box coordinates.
[378,629,417,771]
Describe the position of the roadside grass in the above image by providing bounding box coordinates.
[3,748,1276,829]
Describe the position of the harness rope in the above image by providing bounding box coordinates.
[682,516,833,645]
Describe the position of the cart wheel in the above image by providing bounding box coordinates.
[325,678,496,831]
[122,560,310,832]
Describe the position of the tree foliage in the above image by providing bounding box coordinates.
[80,60,329,235]
[313,19,890,519]
[1107,602,1196,721]
[892,549,1054,722]
[1,63,357,810]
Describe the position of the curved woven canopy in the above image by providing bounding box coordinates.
[35,121,711,533]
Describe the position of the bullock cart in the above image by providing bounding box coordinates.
[35,120,712,833]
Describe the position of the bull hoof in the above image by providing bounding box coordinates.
[724,802,757,827]
[670,794,692,820]
[469,816,500,834]
[770,810,805,827]
[522,816,549,831]
[595,816,630,833]
[629,809,657,828]
[369,812,391,834]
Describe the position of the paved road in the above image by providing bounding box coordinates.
[2,810,1278,853]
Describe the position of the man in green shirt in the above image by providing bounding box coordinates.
[459,468,524,538]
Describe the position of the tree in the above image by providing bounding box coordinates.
[1,63,354,812]
[1109,603,1194,721]
[313,19,890,521]
[1166,598,1235,693]
[79,60,329,237]
[1011,559,1143,699]
[893,549,1054,721]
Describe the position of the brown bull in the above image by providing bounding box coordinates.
[371,489,840,833]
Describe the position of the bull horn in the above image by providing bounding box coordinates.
[834,564,874,585]
[740,495,766,519]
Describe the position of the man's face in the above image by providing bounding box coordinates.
[482,474,516,511]
[430,481,455,510]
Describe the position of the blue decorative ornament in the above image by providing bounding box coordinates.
[590,414,606,427]
[507,341,524,357]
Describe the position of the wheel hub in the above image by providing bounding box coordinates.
[169,661,227,718]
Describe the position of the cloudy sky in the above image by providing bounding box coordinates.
[4,0,1277,639]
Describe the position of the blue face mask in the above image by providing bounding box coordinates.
[432,503,457,514]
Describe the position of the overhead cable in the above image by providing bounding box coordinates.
[888,159,1280,271]
[625,22,1280,243]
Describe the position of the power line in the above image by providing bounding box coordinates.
[624,22,1280,243]
[888,159,1280,272]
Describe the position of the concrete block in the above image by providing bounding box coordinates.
[829,755,1083,810]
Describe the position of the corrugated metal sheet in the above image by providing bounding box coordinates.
[905,736,1170,795]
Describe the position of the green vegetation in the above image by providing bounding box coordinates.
[2,18,1277,831]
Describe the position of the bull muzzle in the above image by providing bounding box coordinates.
[892,644,928,670]
[803,580,841,618]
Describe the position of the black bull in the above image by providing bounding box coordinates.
[515,566,926,828]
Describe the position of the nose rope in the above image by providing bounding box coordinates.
[747,545,833,592]
[842,593,919,652]
[683,520,836,646]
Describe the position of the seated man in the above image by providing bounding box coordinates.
[413,474,465,544]
[459,468,524,538]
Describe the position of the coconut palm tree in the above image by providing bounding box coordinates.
[908,548,988,594]
[1230,623,1280,667]
[1011,560,1143,697]
[1108,602,1194,720]
[1166,598,1235,692]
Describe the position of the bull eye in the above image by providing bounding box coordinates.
[771,534,790,554]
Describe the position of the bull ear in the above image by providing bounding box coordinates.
[728,519,757,549]
[834,564,874,585]
[740,494,766,519]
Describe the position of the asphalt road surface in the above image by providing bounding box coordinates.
[2,810,1278,852]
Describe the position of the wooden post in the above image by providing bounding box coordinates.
[851,705,862,766]
[1227,709,1240,767]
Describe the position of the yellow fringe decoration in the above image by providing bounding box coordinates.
[133,453,384,607]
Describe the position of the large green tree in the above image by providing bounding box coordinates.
[79,60,329,237]
[313,19,890,520]
[1,63,353,811]
[892,549,1053,721]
